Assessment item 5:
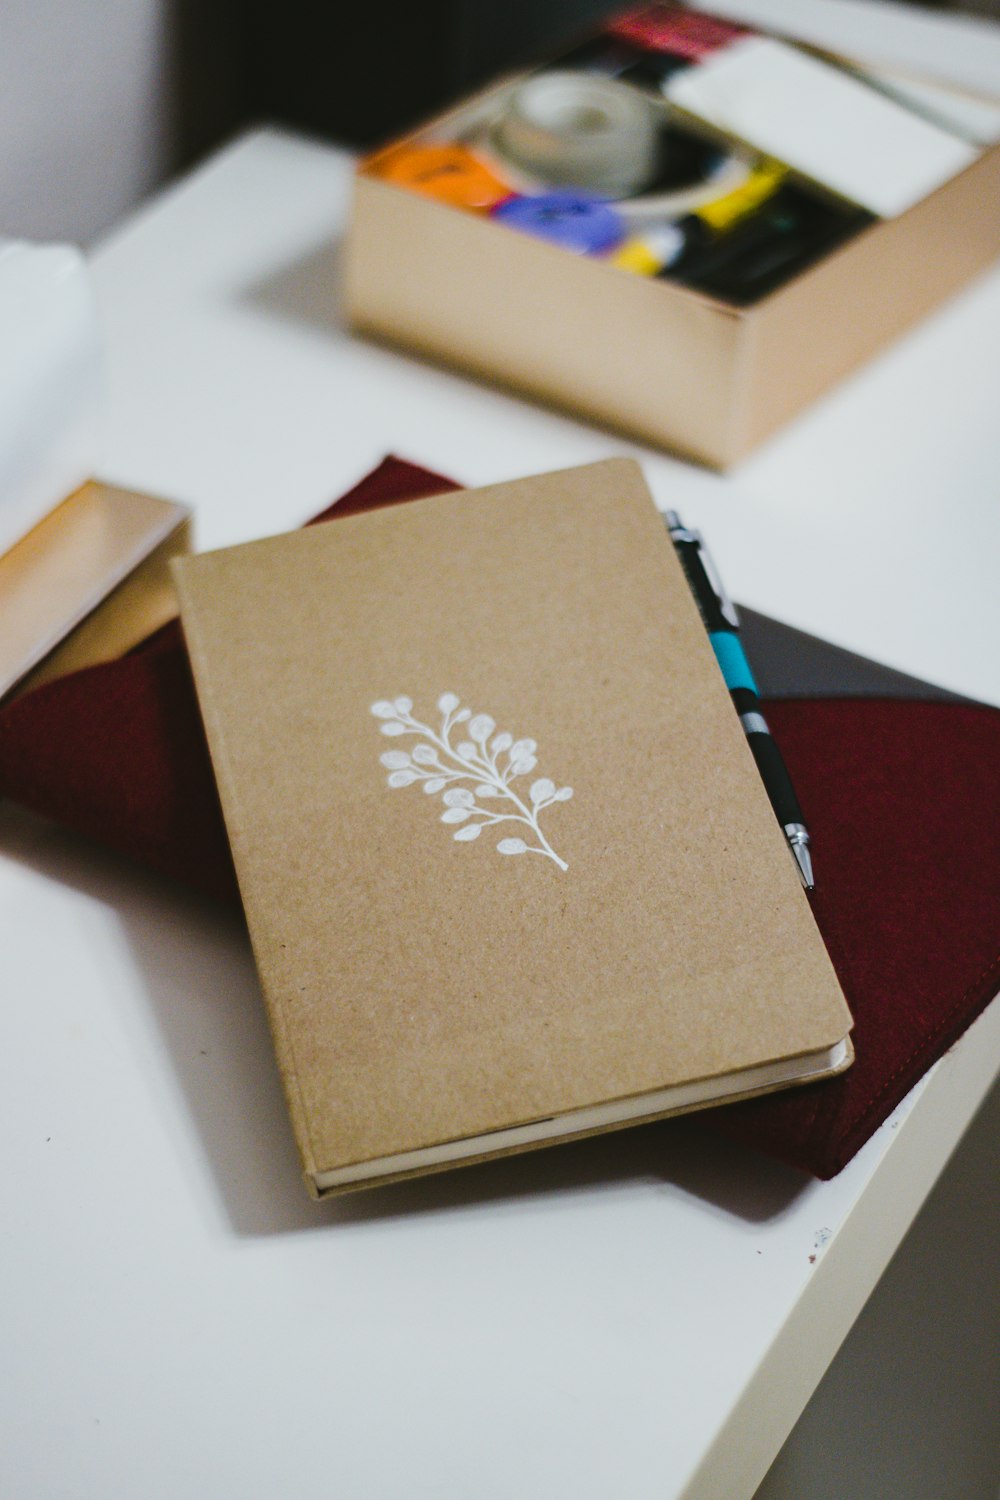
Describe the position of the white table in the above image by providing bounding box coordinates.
[4,9,1000,1496]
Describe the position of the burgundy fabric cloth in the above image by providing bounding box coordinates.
[1,455,997,1179]
[712,696,1000,1176]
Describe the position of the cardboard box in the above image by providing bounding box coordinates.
[345,42,1000,468]
[0,480,191,701]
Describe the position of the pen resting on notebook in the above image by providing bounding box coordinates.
[666,511,814,889]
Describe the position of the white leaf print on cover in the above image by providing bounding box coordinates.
[371,693,573,869]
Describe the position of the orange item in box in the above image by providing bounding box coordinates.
[372,143,512,211]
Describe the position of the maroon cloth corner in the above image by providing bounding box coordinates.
[710,696,1000,1178]
[305,453,458,522]
[1,453,997,1181]
[0,622,239,905]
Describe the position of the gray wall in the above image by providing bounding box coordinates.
[0,0,248,246]
[0,0,178,244]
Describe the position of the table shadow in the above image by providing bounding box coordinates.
[233,234,651,452]
[1,804,811,1238]
[237,235,347,338]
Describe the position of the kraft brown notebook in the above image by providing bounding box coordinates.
[173,459,852,1196]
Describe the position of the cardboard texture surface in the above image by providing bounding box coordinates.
[0,480,190,700]
[173,461,849,1192]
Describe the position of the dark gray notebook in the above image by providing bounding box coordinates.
[740,608,968,705]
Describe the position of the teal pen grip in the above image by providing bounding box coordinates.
[709,630,760,695]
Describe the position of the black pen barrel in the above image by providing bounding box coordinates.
[731,688,805,828]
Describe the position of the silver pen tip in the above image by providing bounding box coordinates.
[793,841,815,890]
[785,824,814,890]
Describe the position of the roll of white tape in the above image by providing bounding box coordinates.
[492,72,663,199]
[0,239,104,559]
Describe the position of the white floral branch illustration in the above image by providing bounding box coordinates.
[370,693,573,870]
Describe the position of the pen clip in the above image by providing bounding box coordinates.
[666,513,740,629]
[695,534,740,629]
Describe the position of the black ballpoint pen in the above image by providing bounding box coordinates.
[665,511,815,889]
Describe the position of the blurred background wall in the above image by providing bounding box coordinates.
[0,0,250,243]
[1,0,175,243]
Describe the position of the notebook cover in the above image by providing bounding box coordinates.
[171,459,850,1192]
[0,455,995,1180]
